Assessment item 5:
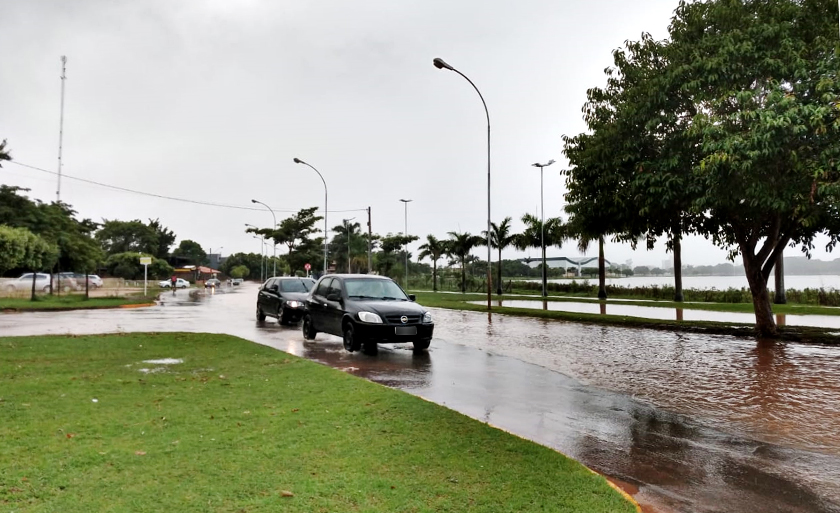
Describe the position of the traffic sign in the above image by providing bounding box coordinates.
[304,263,311,271]
[139,257,152,265]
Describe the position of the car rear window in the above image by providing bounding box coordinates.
[280,279,315,293]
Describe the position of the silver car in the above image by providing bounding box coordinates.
[4,273,53,293]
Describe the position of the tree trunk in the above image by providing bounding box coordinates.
[460,261,466,293]
[433,261,438,292]
[774,251,786,304]
[742,250,777,337]
[30,271,37,301]
[673,235,684,302]
[597,237,607,300]
[496,248,503,295]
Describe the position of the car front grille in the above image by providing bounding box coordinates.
[384,314,422,325]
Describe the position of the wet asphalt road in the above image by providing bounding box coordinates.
[2,283,839,513]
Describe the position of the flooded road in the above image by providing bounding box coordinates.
[2,284,839,513]
[472,299,840,329]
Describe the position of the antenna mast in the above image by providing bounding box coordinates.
[57,55,67,203]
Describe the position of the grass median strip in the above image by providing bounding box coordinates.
[0,294,156,312]
[0,332,636,513]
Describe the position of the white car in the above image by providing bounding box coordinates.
[159,278,190,289]
[4,273,53,292]
[87,275,104,288]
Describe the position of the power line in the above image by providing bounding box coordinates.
[7,161,368,214]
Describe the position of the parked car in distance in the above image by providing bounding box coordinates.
[302,274,433,354]
[87,275,104,288]
[256,277,316,325]
[232,278,243,286]
[58,272,89,290]
[159,278,190,289]
[4,273,53,292]
[204,278,221,288]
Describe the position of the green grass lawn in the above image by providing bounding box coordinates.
[0,333,636,513]
[0,294,155,312]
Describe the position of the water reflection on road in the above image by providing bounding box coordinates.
[2,285,839,513]
[473,299,840,329]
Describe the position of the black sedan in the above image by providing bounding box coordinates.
[302,274,433,354]
[256,277,316,324]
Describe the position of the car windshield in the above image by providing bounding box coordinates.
[345,278,408,300]
[279,279,316,293]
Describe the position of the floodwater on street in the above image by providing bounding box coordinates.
[470,299,840,329]
[2,283,840,513]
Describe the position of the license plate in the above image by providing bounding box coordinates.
[395,326,417,336]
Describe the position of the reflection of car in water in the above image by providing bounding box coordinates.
[301,274,434,355]
[256,277,316,325]
[159,278,189,289]
[204,278,221,288]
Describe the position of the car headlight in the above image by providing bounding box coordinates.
[286,300,302,308]
[358,311,383,324]
[423,311,432,323]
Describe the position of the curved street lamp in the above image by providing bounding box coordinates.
[433,57,492,310]
[251,199,276,277]
[246,224,266,282]
[532,159,555,297]
[399,199,412,288]
[293,158,328,275]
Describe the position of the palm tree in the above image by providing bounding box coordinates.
[514,213,566,295]
[446,231,484,293]
[482,217,517,295]
[0,140,10,167]
[418,235,446,292]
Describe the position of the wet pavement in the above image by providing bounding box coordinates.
[470,299,840,329]
[2,284,840,513]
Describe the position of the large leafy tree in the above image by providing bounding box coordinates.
[329,221,367,273]
[250,207,324,275]
[105,252,172,280]
[96,220,159,256]
[148,219,176,259]
[482,217,518,295]
[171,240,207,266]
[0,186,101,273]
[514,214,566,292]
[446,231,484,293]
[0,225,57,275]
[375,233,418,278]
[564,0,840,336]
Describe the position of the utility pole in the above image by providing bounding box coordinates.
[57,56,67,203]
[367,206,372,273]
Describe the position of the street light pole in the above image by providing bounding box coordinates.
[399,199,412,288]
[433,57,492,310]
[252,235,264,282]
[532,160,555,298]
[293,158,328,275]
[344,218,355,273]
[251,199,276,277]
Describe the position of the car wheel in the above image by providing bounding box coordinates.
[43,285,51,292]
[256,305,266,322]
[302,314,317,340]
[342,322,362,352]
[278,307,288,325]
[4,285,15,292]
[362,338,377,356]
[412,339,431,353]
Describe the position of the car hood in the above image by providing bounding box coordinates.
[351,299,426,316]
[282,292,309,302]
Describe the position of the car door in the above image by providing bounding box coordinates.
[307,278,333,332]
[258,279,276,314]
[323,278,345,336]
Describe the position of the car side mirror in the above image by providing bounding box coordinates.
[408,294,416,302]
[269,285,278,292]
[327,292,341,302]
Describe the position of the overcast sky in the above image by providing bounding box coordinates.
[2,0,836,268]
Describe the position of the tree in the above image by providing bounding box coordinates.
[446,231,484,293]
[250,207,323,275]
[220,252,266,280]
[514,213,566,295]
[483,217,517,295]
[0,225,57,275]
[329,221,366,273]
[229,265,249,279]
[564,0,840,335]
[376,233,418,279]
[0,139,10,167]
[418,235,447,292]
[171,240,207,266]
[105,252,172,280]
[147,219,176,259]
[96,219,159,256]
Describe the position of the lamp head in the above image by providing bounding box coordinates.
[293,158,302,164]
[433,58,454,71]
[251,199,257,204]
[400,198,412,203]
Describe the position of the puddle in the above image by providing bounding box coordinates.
[473,299,840,329]
[143,358,183,365]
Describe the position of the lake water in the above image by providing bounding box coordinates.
[536,274,840,291]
